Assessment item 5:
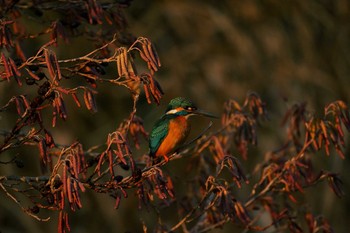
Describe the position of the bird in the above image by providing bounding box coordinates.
[149,97,217,164]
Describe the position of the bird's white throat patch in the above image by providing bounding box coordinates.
[166,108,181,115]
[166,107,194,119]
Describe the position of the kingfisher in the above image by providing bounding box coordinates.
[149,97,217,163]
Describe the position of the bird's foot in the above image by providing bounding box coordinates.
[163,154,169,163]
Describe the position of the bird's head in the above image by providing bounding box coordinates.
[165,97,217,118]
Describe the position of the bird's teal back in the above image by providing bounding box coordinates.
[149,97,216,161]
[149,114,173,156]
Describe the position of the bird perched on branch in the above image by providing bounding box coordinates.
[149,97,217,164]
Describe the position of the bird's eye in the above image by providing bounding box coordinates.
[185,106,195,111]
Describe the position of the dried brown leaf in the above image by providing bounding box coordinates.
[8,58,21,77]
[44,49,55,81]
[114,192,121,209]
[108,150,114,176]
[38,139,47,165]
[71,93,81,107]
[305,212,316,233]
[95,151,106,176]
[142,41,157,72]
[1,53,12,80]
[327,173,344,198]
[66,177,73,205]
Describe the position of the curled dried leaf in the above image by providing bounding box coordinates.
[9,58,21,77]
[129,116,149,149]
[71,92,81,107]
[116,47,128,78]
[66,177,73,205]
[95,151,106,176]
[327,173,344,198]
[108,150,114,176]
[234,201,250,224]
[288,220,303,233]
[26,69,41,81]
[305,212,316,233]
[243,92,267,119]
[217,155,248,187]
[44,49,55,81]
[140,40,158,73]
[38,139,47,165]
[44,129,55,148]
[44,49,61,83]
[14,96,25,116]
[140,73,163,105]
[83,89,97,112]
[57,96,67,120]
[114,192,121,209]
[1,53,12,81]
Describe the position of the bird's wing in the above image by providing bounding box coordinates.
[149,116,170,157]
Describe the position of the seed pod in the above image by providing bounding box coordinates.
[115,175,124,183]
[15,159,24,168]
[71,92,81,107]
[30,206,40,214]
[1,53,12,80]
[25,77,36,85]
[119,163,129,170]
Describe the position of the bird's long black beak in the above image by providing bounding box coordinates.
[192,109,218,118]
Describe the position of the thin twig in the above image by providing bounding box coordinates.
[0,183,50,221]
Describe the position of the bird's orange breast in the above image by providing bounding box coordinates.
[155,116,190,157]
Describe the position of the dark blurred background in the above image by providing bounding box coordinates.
[129,1,350,231]
[1,0,349,232]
